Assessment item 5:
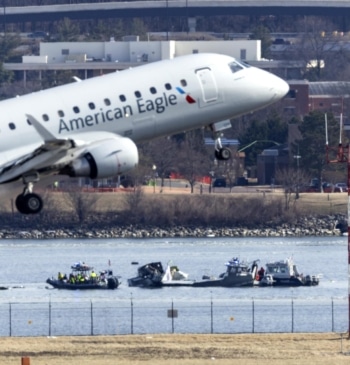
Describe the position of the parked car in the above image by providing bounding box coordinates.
[322,182,333,193]
[212,178,226,188]
[334,183,348,193]
[27,31,49,39]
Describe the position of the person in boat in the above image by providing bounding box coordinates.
[90,270,97,283]
[230,257,239,265]
[69,273,76,284]
[58,272,64,281]
[100,271,107,283]
[77,272,85,283]
[258,266,265,281]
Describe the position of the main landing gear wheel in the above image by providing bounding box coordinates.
[15,193,44,214]
[215,147,231,161]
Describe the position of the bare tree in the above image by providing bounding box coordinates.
[176,136,211,193]
[292,17,345,81]
[63,188,101,224]
[276,167,310,210]
[121,185,145,223]
[139,137,178,187]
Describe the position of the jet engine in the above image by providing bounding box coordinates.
[67,137,139,179]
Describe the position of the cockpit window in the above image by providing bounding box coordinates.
[240,60,251,68]
[229,61,244,73]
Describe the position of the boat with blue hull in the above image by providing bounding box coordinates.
[46,262,120,290]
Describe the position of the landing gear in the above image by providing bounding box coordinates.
[210,120,232,161]
[15,192,43,214]
[215,146,231,161]
[15,175,44,214]
[214,136,231,161]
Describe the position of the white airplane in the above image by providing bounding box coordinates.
[0,53,288,214]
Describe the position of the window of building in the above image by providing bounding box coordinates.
[62,49,69,55]
[283,106,296,115]
[287,90,297,98]
[240,49,247,60]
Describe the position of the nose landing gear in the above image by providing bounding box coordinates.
[210,120,232,161]
[215,141,231,161]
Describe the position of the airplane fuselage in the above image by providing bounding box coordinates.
[0,53,288,166]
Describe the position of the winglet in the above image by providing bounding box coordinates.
[26,114,57,142]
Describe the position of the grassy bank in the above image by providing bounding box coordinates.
[0,188,347,228]
[1,333,349,365]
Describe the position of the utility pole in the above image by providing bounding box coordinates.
[325,113,350,339]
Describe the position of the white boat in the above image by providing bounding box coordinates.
[161,263,193,286]
[258,258,320,287]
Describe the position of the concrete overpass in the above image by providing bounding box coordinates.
[1,1,350,23]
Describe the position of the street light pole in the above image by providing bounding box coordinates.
[294,145,301,199]
[152,164,157,193]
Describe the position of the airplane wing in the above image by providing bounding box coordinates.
[0,114,138,184]
[0,138,75,183]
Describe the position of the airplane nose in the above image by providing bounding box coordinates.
[271,75,289,101]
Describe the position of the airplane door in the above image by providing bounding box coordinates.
[196,67,218,104]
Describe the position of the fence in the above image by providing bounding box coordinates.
[0,297,347,337]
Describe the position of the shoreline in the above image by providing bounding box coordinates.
[0,214,346,239]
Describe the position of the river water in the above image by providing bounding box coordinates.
[0,236,348,335]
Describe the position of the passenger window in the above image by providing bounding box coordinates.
[229,61,243,73]
[104,98,111,106]
[150,87,157,94]
[9,122,16,130]
[42,114,49,122]
[165,83,172,90]
[73,106,80,114]
[58,110,64,117]
[88,102,95,110]
[119,95,126,102]
[135,91,141,98]
[180,79,187,87]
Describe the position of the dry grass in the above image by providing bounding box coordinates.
[0,185,347,216]
[71,188,348,216]
[1,333,350,365]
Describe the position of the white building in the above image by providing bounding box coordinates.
[25,39,261,64]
